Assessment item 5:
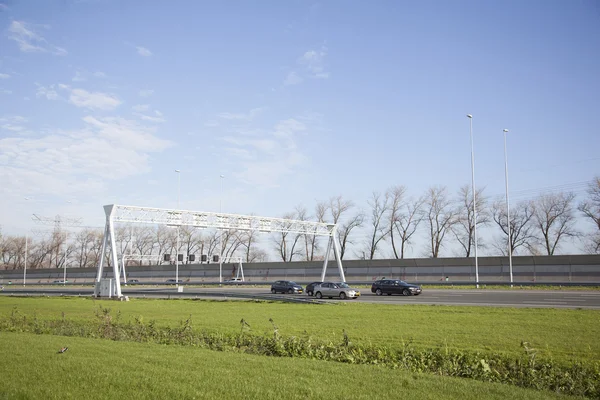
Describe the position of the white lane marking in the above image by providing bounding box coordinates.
[544,298,587,302]
[579,294,600,297]
[523,301,569,304]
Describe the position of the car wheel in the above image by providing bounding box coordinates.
[271,288,276,294]
[375,288,382,296]
[315,292,323,299]
[339,292,347,300]
[307,291,313,296]
[402,288,410,296]
[288,288,293,294]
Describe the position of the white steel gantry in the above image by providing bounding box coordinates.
[94,204,345,298]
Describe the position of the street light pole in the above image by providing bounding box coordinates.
[467,114,479,288]
[63,231,68,286]
[219,174,224,283]
[503,129,513,286]
[23,197,30,287]
[175,169,181,209]
[175,169,181,286]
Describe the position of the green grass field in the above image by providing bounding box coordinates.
[0,332,583,400]
[1,296,598,363]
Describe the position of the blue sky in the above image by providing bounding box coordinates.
[1,0,599,257]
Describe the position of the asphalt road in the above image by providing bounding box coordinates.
[2,286,600,309]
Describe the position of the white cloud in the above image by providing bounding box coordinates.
[135,110,165,123]
[68,88,121,110]
[93,71,106,78]
[218,107,265,121]
[284,71,302,86]
[72,70,86,82]
[0,116,173,205]
[299,45,329,79]
[204,120,219,127]
[7,21,67,55]
[220,116,309,187]
[139,89,154,97]
[36,84,60,100]
[136,46,152,57]
[1,89,12,94]
[0,115,28,132]
[0,73,10,79]
[283,45,330,86]
[132,104,150,112]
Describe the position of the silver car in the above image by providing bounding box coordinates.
[313,282,361,300]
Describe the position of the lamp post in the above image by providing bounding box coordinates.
[63,231,68,286]
[467,114,479,288]
[503,129,513,286]
[219,174,224,283]
[23,197,30,287]
[175,169,181,286]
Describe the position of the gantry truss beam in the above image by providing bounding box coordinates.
[110,205,335,236]
[94,204,345,299]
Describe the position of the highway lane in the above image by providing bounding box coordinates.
[2,286,600,309]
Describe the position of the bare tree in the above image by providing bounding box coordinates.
[304,202,328,261]
[452,185,490,257]
[387,186,424,259]
[155,226,173,263]
[327,196,363,260]
[579,177,600,253]
[491,200,537,255]
[74,228,104,268]
[132,226,156,264]
[531,192,578,255]
[178,226,201,264]
[363,192,391,260]
[273,212,302,262]
[295,205,315,261]
[387,185,406,259]
[424,186,456,258]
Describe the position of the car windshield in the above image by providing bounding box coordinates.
[336,283,350,288]
[288,281,298,285]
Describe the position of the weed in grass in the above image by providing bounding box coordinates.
[0,307,597,398]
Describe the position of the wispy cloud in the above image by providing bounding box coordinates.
[218,107,265,121]
[299,45,329,78]
[220,115,309,187]
[134,109,165,123]
[72,70,86,82]
[7,21,67,55]
[0,73,10,79]
[0,115,28,132]
[0,116,173,199]
[67,87,121,110]
[139,89,154,97]
[204,120,219,128]
[284,71,302,86]
[136,46,153,57]
[132,104,150,112]
[36,84,60,100]
[36,84,122,110]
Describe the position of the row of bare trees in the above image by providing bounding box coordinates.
[272,177,600,261]
[2,177,599,269]
[0,225,268,270]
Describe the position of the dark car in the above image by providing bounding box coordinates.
[271,280,303,294]
[305,281,323,296]
[371,279,422,296]
[165,279,183,284]
[127,279,140,284]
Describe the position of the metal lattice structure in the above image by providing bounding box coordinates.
[94,204,345,298]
